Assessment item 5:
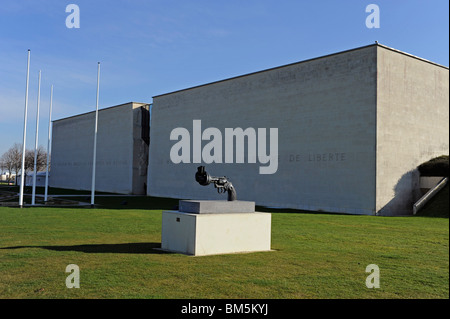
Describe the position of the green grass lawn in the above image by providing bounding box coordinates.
[0,201,448,299]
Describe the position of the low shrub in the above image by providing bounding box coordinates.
[418,155,449,177]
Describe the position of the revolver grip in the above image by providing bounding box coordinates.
[227,185,237,201]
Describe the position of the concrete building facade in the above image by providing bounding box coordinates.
[51,102,150,194]
[375,47,449,214]
[147,44,449,215]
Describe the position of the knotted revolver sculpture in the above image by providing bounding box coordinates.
[195,166,237,201]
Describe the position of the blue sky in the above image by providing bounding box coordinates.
[0,0,448,156]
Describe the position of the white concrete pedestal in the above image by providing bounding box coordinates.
[161,202,271,256]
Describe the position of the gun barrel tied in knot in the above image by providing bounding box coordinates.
[195,166,237,201]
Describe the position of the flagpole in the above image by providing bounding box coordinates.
[19,50,31,208]
[32,70,41,206]
[44,85,53,202]
[91,62,100,207]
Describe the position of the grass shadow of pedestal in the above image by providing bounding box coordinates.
[1,242,168,254]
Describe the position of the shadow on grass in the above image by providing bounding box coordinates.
[0,242,169,254]
[88,196,180,210]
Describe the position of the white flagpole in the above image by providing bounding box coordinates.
[32,70,41,206]
[44,85,53,202]
[91,62,100,207]
[19,50,31,208]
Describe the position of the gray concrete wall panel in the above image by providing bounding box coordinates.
[148,46,378,214]
[376,46,449,215]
